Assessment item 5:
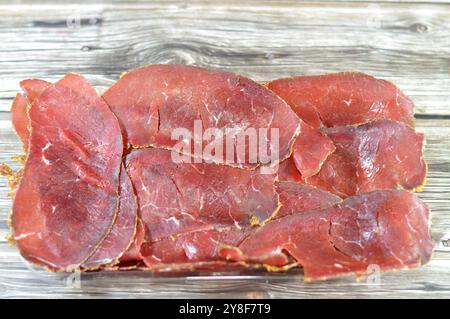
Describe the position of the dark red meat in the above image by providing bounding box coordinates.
[120,219,145,263]
[126,148,279,243]
[11,93,30,148]
[275,181,341,218]
[305,120,426,197]
[20,79,50,102]
[305,150,357,197]
[103,64,300,167]
[11,75,123,270]
[276,156,303,182]
[268,72,415,128]
[292,123,335,178]
[219,181,342,265]
[146,261,251,273]
[221,190,433,281]
[140,228,249,266]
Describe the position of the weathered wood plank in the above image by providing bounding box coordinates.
[0,0,449,299]
[0,1,449,115]
[0,247,449,298]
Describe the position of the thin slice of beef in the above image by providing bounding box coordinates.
[268,72,415,128]
[103,64,301,168]
[304,150,358,197]
[11,75,123,271]
[220,190,433,281]
[13,77,92,151]
[140,228,250,266]
[219,181,342,266]
[305,120,426,197]
[126,148,279,244]
[81,165,137,269]
[276,156,303,182]
[146,261,252,273]
[11,93,30,149]
[14,75,138,269]
[119,219,145,263]
[20,79,51,102]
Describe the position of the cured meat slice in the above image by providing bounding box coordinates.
[82,166,137,269]
[4,67,433,279]
[219,181,341,265]
[292,123,335,178]
[140,228,249,266]
[11,93,30,148]
[305,150,358,198]
[328,191,433,271]
[221,190,433,281]
[276,156,303,182]
[106,260,250,272]
[268,72,415,128]
[275,181,341,219]
[146,261,251,273]
[103,64,300,167]
[11,75,123,270]
[20,79,50,102]
[305,120,426,197]
[126,148,279,243]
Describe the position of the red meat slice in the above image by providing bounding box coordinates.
[126,148,279,243]
[13,75,139,268]
[219,181,341,265]
[140,181,340,266]
[82,166,137,269]
[103,64,300,167]
[221,190,433,281]
[275,181,341,219]
[268,72,414,128]
[11,80,50,148]
[11,93,30,148]
[5,68,432,278]
[146,261,251,273]
[140,228,249,266]
[292,123,335,178]
[305,120,425,197]
[305,150,358,198]
[11,75,123,270]
[120,219,145,263]
[20,79,50,102]
[12,77,91,150]
[276,156,303,182]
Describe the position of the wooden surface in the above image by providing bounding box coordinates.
[0,0,449,299]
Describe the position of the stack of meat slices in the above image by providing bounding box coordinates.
[4,66,433,281]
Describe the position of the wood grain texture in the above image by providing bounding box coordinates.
[0,0,449,299]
